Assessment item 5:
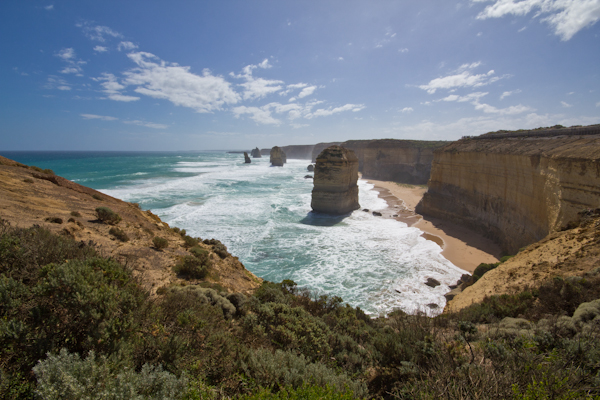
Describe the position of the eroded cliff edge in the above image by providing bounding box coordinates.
[416,128,600,255]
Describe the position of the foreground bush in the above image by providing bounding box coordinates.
[152,236,168,250]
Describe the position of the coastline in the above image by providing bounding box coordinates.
[364,179,501,273]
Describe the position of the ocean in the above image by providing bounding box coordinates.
[1,151,465,316]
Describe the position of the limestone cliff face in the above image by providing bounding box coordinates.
[270,146,286,166]
[342,139,449,184]
[281,145,314,159]
[416,132,600,254]
[311,146,360,214]
[311,142,342,162]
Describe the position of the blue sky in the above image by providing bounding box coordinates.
[1,1,599,151]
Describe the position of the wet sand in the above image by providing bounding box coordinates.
[364,179,501,273]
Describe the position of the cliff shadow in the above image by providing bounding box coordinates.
[299,211,349,227]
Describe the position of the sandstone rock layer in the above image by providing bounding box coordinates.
[270,146,286,166]
[311,146,360,214]
[416,131,600,254]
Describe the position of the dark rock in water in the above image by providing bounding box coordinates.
[425,277,441,288]
[392,214,398,217]
[448,284,458,290]
[307,164,314,172]
[311,146,360,215]
[304,175,313,179]
[460,274,471,283]
[362,209,369,212]
[372,211,382,216]
[270,146,286,166]
[244,152,251,163]
[426,303,439,309]
[251,147,262,158]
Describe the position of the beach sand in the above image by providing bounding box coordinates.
[364,179,501,273]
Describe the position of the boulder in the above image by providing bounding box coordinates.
[425,278,441,288]
[244,152,251,163]
[311,146,360,215]
[251,147,262,158]
[270,146,286,167]
[304,175,313,179]
[307,164,315,172]
[372,211,382,216]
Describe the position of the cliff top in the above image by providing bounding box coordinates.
[442,133,600,159]
[315,145,359,162]
[342,139,449,149]
[0,157,261,295]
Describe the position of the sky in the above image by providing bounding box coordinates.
[1,1,599,151]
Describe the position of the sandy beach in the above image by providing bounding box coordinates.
[364,179,501,273]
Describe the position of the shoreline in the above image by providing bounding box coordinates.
[364,179,501,273]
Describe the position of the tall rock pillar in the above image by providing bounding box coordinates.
[270,146,286,166]
[311,146,360,214]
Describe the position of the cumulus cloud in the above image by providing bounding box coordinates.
[93,73,140,102]
[232,106,282,125]
[80,113,117,121]
[118,41,138,51]
[437,92,489,102]
[44,5,54,10]
[120,52,239,112]
[305,104,365,119]
[123,120,168,129]
[472,101,533,115]
[44,75,72,91]
[94,46,108,53]
[473,0,600,41]
[500,89,521,99]
[55,48,86,75]
[400,107,414,113]
[77,22,123,42]
[297,86,317,98]
[231,59,284,100]
[418,63,507,94]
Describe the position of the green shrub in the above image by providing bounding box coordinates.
[70,211,81,217]
[95,207,121,225]
[152,236,168,250]
[92,194,103,201]
[239,384,358,400]
[33,348,188,400]
[203,239,229,258]
[109,227,129,242]
[44,217,63,224]
[182,235,199,248]
[173,256,208,280]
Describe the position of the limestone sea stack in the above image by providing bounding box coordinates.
[251,147,262,158]
[311,146,360,214]
[244,152,251,163]
[270,146,286,167]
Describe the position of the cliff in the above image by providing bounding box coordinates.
[0,156,261,295]
[311,146,360,214]
[416,129,600,254]
[341,139,449,184]
[311,142,342,162]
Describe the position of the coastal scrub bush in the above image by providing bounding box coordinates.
[204,239,229,258]
[44,217,63,224]
[95,207,121,225]
[152,236,168,250]
[109,227,129,242]
[70,211,81,217]
[239,383,357,400]
[182,235,199,248]
[174,256,208,279]
[33,348,188,400]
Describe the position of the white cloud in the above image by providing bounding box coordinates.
[80,113,117,121]
[77,22,123,42]
[500,89,521,99]
[94,46,108,53]
[398,48,409,53]
[297,86,317,98]
[400,107,414,113]
[338,57,344,61]
[118,41,138,51]
[597,101,600,107]
[561,101,572,108]
[474,0,600,41]
[122,52,239,112]
[123,120,168,129]
[518,26,527,32]
[305,104,365,119]
[375,29,396,48]
[55,48,86,75]
[419,69,501,94]
[437,92,489,102]
[44,76,71,91]
[472,101,533,115]
[231,60,283,100]
[45,5,54,10]
[93,72,140,102]
[232,106,281,125]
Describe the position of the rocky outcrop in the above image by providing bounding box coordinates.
[270,146,286,167]
[341,139,449,184]
[311,142,342,162]
[311,146,360,214]
[251,147,262,158]
[244,152,251,163]
[416,129,600,254]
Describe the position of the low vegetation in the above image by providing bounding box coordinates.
[152,236,169,250]
[1,220,599,399]
[109,227,129,242]
[95,206,121,225]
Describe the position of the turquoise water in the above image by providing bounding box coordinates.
[1,151,464,315]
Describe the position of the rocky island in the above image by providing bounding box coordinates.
[311,146,360,214]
